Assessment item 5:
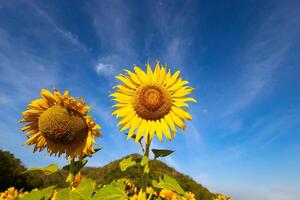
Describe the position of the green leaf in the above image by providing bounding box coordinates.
[124,133,143,141]
[152,149,174,159]
[20,186,55,200]
[55,179,96,200]
[119,157,136,171]
[152,175,185,195]
[73,179,96,200]
[55,188,73,200]
[83,147,102,159]
[92,181,127,200]
[63,159,88,174]
[22,164,59,175]
[140,156,149,167]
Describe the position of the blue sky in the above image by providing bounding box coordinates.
[0,0,300,199]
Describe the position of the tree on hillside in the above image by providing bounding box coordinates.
[0,149,43,191]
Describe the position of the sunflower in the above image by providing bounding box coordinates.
[111,62,196,142]
[20,88,102,158]
[160,189,179,200]
[182,192,196,200]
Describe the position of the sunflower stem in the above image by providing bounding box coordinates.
[141,136,151,192]
[66,156,75,189]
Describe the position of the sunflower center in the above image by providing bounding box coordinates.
[134,85,172,120]
[38,105,87,145]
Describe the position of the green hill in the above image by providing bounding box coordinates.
[81,154,213,200]
[0,150,214,200]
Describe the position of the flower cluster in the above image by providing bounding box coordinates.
[0,187,28,200]
[6,61,233,200]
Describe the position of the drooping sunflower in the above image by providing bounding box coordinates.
[111,62,196,142]
[20,89,102,158]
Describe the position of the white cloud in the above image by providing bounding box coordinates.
[95,62,116,76]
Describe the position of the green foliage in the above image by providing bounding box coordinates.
[152,175,185,195]
[0,151,214,200]
[23,164,59,175]
[92,180,126,200]
[81,154,214,200]
[0,150,43,191]
[152,149,174,159]
[55,179,95,200]
[119,157,136,171]
[19,186,55,200]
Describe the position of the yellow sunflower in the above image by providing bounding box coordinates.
[111,62,196,142]
[160,189,179,200]
[20,88,102,158]
[182,192,196,200]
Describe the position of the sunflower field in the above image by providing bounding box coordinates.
[1,62,232,200]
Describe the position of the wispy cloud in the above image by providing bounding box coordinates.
[222,5,300,118]
[87,0,141,76]
[26,1,88,52]
[147,1,197,68]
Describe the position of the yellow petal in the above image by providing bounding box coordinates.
[161,118,171,140]
[168,78,189,91]
[163,70,171,86]
[158,66,166,85]
[146,63,153,82]
[164,113,176,132]
[149,120,156,140]
[117,111,136,127]
[135,120,146,142]
[153,62,161,82]
[155,120,163,141]
[170,111,185,129]
[172,106,192,120]
[120,114,137,132]
[134,66,148,84]
[41,89,56,105]
[116,75,137,89]
[172,87,194,98]
[125,69,142,85]
[114,85,134,95]
[165,70,180,88]
[127,117,142,139]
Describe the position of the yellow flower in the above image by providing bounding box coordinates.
[160,189,179,200]
[216,194,228,200]
[20,88,102,158]
[111,62,196,142]
[146,187,154,195]
[130,191,147,200]
[0,187,18,200]
[182,192,196,200]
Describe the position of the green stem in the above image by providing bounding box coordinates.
[141,136,151,192]
[67,156,75,189]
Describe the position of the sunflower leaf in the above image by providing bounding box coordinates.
[151,149,174,159]
[140,156,149,166]
[124,133,143,141]
[22,164,59,175]
[91,180,127,200]
[19,185,55,200]
[152,175,185,195]
[119,157,136,171]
